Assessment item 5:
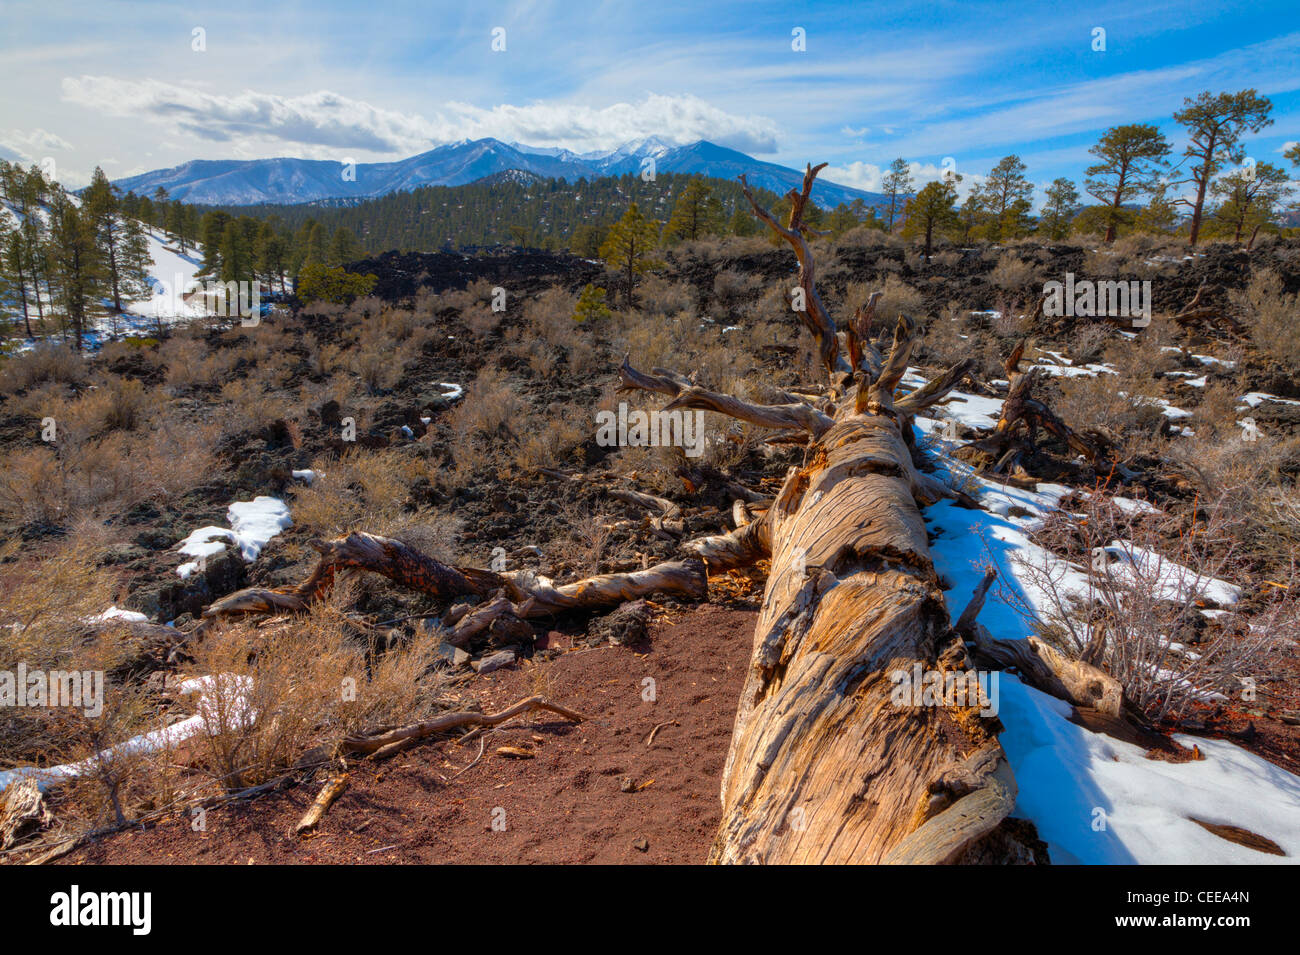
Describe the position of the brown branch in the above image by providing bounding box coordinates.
[294,773,350,835]
[617,356,833,436]
[341,696,587,757]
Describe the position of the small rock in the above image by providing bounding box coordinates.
[472,649,516,674]
[632,836,649,852]
[495,746,534,759]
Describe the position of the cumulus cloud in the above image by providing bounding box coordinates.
[60,76,780,158]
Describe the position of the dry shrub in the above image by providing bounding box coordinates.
[290,447,420,533]
[0,419,218,524]
[182,599,438,790]
[637,275,695,318]
[1234,268,1300,373]
[1009,490,1283,721]
[0,343,86,392]
[920,303,970,367]
[449,365,525,442]
[547,503,615,576]
[0,536,166,832]
[835,226,895,250]
[379,508,463,564]
[220,378,292,435]
[712,270,761,316]
[862,274,925,331]
[1054,373,1167,456]
[1068,323,1114,365]
[513,402,588,473]
[163,339,238,391]
[989,252,1038,292]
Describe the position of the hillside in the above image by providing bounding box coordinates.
[2,223,1299,868]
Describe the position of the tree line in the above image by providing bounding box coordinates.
[904,88,1295,260]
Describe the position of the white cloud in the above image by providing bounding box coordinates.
[1,127,73,160]
[824,159,984,199]
[60,76,780,158]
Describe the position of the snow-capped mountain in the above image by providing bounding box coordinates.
[112,139,884,209]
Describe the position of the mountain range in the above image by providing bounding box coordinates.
[112,137,884,209]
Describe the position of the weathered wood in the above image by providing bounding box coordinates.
[701,165,1025,864]
[295,773,350,835]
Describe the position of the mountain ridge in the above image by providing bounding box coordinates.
[112,138,885,209]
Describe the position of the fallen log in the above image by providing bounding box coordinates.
[612,163,1036,864]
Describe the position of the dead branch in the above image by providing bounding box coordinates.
[294,773,350,835]
[617,356,834,437]
[341,695,586,757]
[738,164,849,383]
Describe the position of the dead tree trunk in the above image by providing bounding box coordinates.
[622,165,1028,863]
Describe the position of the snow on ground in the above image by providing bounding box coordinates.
[1241,392,1300,408]
[89,606,150,624]
[0,675,253,794]
[906,367,1002,430]
[129,226,206,325]
[911,381,1298,864]
[177,496,291,578]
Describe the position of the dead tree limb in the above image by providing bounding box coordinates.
[341,695,586,757]
[294,773,350,835]
[197,531,705,643]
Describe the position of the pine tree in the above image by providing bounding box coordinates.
[151,187,170,230]
[84,166,129,313]
[573,283,612,323]
[198,210,231,278]
[302,221,328,267]
[219,220,251,283]
[881,158,913,231]
[981,156,1034,240]
[1084,124,1170,243]
[1172,89,1274,245]
[901,174,961,262]
[663,177,722,242]
[1208,161,1290,245]
[48,194,105,351]
[3,226,34,337]
[166,200,188,253]
[598,202,661,308]
[1038,178,1081,241]
[1134,184,1179,235]
[729,205,759,237]
[327,226,362,266]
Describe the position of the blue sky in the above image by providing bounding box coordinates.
[1,0,1297,205]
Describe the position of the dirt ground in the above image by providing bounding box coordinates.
[63,605,755,865]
